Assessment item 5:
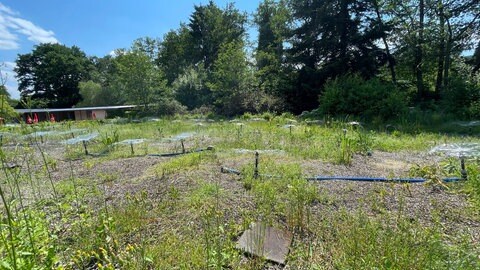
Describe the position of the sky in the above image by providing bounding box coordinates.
[0,0,261,99]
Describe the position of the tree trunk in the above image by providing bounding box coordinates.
[415,0,425,101]
[444,25,453,91]
[373,0,396,83]
[435,4,445,99]
[339,0,348,60]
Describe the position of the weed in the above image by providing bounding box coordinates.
[285,178,317,232]
[153,151,216,177]
[100,129,119,147]
[1,115,480,269]
[336,129,354,164]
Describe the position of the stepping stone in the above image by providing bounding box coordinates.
[236,222,293,265]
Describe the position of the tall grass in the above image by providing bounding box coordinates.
[1,115,480,269]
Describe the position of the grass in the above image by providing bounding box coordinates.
[1,115,480,269]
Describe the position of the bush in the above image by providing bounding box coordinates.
[155,98,187,116]
[136,98,187,117]
[441,75,480,119]
[469,100,480,118]
[319,75,409,121]
[0,95,19,121]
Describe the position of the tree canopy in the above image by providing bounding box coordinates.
[11,0,480,119]
[15,43,91,108]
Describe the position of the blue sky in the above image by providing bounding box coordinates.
[0,1,261,99]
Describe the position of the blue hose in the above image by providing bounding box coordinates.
[306,176,461,183]
[220,166,463,183]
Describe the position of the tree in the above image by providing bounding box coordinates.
[132,37,161,63]
[87,55,126,106]
[254,0,291,96]
[255,0,289,69]
[286,0,387,112]
[157,26,193,85]
[371,0,396,83]
[115,51,168,109]
[473,41,480,73]
[208,41,251,115]
[433,0,480,96]
[157,1,248,113]
[189,1,247,70]
[173,64,209,110]
[15,43,91,108]
[77,80,122,107]
[385,0,479,101]
[0,64,18,120]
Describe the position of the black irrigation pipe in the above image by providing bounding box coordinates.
[148,146,214,157]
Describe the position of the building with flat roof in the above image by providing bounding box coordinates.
[16,105,136,122]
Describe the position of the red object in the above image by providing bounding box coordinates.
[92,112,96,120]
[27,115,33,124]
[50,114,55,123]
[33,113,38,124]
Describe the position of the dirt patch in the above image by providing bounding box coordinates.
[11,143,479,269]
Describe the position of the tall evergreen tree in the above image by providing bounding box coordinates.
[286,0,386,112]
[254,0,291,103]
[188,1,247,70]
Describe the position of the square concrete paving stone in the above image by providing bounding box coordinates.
[236,222,293,265]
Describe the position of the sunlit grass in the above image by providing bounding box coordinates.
[1,115,480,269]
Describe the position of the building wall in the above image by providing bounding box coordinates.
[92,110,106,120]
[74,110,106,120]
[74,111,81,120]
[19,107,123,122]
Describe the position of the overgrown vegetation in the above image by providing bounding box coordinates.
[1,116,479,268]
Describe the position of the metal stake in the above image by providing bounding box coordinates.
[181,139,185,154]
[82,140,89,155]
[130,142,134,155]
[254,151,259,179]
[461,157,467,180]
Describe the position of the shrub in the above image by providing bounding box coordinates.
[0,94,19,121]
[153,98,188,116]
[441,75,480,118]
[319,75,409,121]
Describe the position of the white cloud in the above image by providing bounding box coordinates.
[0,2,58,50]
[8,17,58,44]
[0,39,18,49]
[0,3,16,15]
[3,61,16,70]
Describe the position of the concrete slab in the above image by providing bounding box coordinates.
[236,222,293,265]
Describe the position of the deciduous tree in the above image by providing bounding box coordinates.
[15,43,91,108]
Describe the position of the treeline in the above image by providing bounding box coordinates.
[13,0,480,120]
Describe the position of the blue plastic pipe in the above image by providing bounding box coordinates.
[306,176,461,183]
[220,167,462,183]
